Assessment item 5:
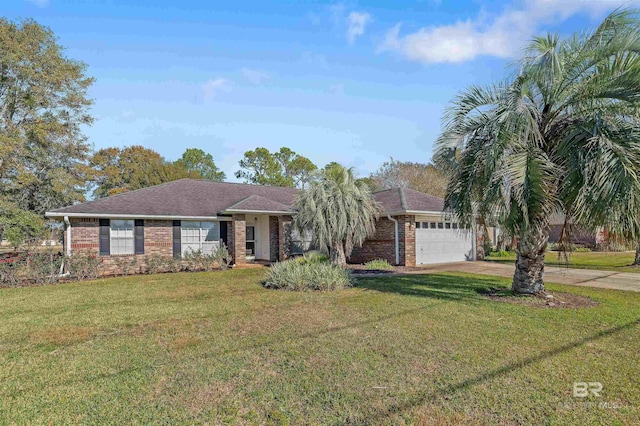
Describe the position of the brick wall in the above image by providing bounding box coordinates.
[69,218,99,255]
[349,215,416,266]
[399,215,416,267]
[143,220,173,256]
[67,218,173,276]
[231,214,246,265]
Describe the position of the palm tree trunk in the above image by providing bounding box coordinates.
[512,227,549,294]
[633,242,640,266]
[330,242,347,266]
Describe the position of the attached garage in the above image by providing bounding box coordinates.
[350,188,478,267]
[415,217,474,265]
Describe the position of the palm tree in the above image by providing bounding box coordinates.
[435,10,640,294]
[293,164,380,265]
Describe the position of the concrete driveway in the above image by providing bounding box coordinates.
[416,261,640,293]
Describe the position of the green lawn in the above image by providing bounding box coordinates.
[487,251,640,273]
[1,270,639,424]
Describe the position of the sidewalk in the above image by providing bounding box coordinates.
[412,262,640,292]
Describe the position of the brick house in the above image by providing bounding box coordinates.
[45,179,476,275]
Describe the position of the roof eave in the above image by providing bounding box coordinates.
[45,212,232,221]
[384,210,447,216]
[221,209,295,215]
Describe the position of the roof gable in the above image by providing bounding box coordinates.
[223,195,294,213]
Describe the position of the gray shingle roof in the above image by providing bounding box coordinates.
[48,179,297,217]
[373,187,445,213]
[46,179,446,217]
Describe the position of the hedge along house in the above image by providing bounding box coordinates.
[45,179,477,275]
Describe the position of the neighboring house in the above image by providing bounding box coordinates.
[547,214,604,248]
[45,179,476,275]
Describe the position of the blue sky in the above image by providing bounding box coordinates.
[6,0,636,180]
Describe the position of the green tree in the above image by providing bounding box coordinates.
[0,18,94,215]
[90,146,195,198]
[174,148,226,181]
[0,201,45,250]
[369,158,448,198]
[293,164,380,265]
[235,147,317,187]
[435,10,640,293]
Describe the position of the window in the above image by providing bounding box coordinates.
[437,222,444,229]
[246,226,255,256]
[452,223,459,229]
[181,221,220,256]
[430,222,437,229]
[415,222,420,229]
[422,222,429,229]
[445,222,452,229]
[110,220,134,255]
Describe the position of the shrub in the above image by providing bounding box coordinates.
[295,250,329,264]
[363,259,395,271]
[183,250,206,271]
[488,250,515,257]
[114,256,138,276]
[263,259,353,291]
[574,247,592,253]
[26,251,63,285]
[146,254,166,274]
[0,260,24,287]
[165,256,183,273]
[66,254,102,281]
[210,243,232,270]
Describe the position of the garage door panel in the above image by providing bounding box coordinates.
[415,227,473,265]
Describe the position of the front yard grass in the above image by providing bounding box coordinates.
[1,269,638,424]
[487,250,640,273]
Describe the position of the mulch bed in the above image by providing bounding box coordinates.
[480,287,599,308]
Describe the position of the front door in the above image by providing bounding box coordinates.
[246,226,256,258]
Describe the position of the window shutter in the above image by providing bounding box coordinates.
[134,219,144,254]
[99,219,110,255]
[172,220,181,258]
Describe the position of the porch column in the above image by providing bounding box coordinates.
[269,216,279,262]
[232,214,246,265]
[278,215,293,261]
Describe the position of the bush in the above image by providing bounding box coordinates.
[363,259,395,271]
[183,250,206,271]
[26,251,63,285]
[0,259,24,287]
[165,256,183,273]
[295,251,329,264]
[114,256,138,276]
[574,247,592,253]
[66,254,102,281]
[145,254,166,274]
[211,243,232,270]
[263,259,353,291]
[488,250,515,257]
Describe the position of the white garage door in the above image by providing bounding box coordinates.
[415,221,474,265]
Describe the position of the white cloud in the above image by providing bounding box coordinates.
[202,78,231,101]
[379,0,640,64]
[240,68,270,84]
[346,11,372,44]
[121,109,135,119]
[25,0,49,7]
